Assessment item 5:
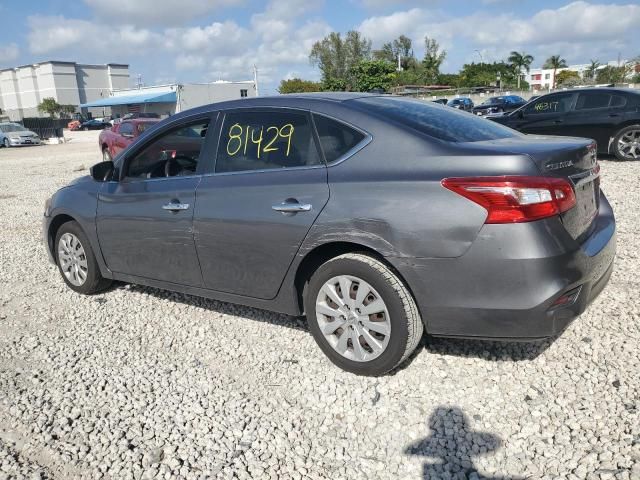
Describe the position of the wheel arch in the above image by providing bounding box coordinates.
[293,241,418,317]
[608,121,640,153]
[47,213,77,260]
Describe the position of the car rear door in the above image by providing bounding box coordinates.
[96,116,215,286]
[515,92,576,136]
[194,108,329,299]
[563,91,621,147]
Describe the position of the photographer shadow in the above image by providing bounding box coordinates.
[405,406,526,480]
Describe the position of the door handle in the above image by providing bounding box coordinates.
[553,120,564,124]
[272,201,312,214]
[162,202,190,212]
[608,113,620,117]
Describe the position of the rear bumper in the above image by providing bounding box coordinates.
[389,193,616,340]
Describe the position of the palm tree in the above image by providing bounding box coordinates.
[586,59,600,82]
[543,55,568,89]
[508,51,534,89]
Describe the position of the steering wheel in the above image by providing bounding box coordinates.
[164,155,198,177]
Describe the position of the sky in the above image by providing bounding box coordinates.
[0,0,638,95]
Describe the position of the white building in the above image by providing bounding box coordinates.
[80,80,257,119]
[525,60,629,91]
[0,61,129,120]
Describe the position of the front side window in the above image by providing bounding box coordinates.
[124,121,209,179]
[610,95,627,108]
[575,92,612,110]
[524,93,574,115]
[313,114,366,163]
[215,110,321,173]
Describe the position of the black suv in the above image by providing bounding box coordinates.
[490,88,640,161]
[472,95,526,116]
[447,97,474,112]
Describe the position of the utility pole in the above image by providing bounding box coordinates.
[253,65,259,97]
[397,53,402,72]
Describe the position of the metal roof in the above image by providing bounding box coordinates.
[80,91,176,108]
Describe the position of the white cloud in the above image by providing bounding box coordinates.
[82,0,243,26]
[0,43,19,65]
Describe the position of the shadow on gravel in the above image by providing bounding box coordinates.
[119,283,309,331]
[421,335,555,362]
[406,406,526,480]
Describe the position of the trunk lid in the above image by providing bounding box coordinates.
[465,135,600,240]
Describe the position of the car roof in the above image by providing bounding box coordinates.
[539,87,638,95]
[123,118,161,124]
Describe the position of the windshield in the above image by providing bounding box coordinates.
[351,96,518,143]
[447,99,462,105]
[1,124,28,133]
[481,97,503,105]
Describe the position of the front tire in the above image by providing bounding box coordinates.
[305,253,423,376]
[612,125,640,161]
[55,221,111,294]
[3,138,9,148]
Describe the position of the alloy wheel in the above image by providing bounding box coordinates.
[618,129,640,159]
[315,275,391,362]
[58,233,88,286]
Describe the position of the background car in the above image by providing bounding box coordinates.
[472,95,526,116]
[79,119,111,131]
[0,122,41,147]
[44,93,615,376]
[489,87,640,161]
[432,98,448,105]
[447,97,474,111]
[99,118,161,161]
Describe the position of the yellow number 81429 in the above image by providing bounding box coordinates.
[226,123,294,159]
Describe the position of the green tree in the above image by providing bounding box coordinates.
[457,62,517,88]
[543,55,568,88]
[422,37,446,84]
[555,70,581,87]
[350,60,396,92]
[38,97,62,117]
[436,73,460,87]
[310,31,372,91]
[278,78,323,94]
[507,51,534,89]
[585,59,601,82]
[373,35,415,70]
[596,65,627,84]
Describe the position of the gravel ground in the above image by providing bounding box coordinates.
[0,131,638,480]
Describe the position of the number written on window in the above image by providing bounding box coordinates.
[226,123,295,159]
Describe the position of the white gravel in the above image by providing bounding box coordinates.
[0,130,638,480]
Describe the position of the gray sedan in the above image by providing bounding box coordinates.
[0,122,41,147]
[43,93,615,376]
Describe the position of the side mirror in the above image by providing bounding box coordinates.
[517,109,525,119]
[90,161,114,182]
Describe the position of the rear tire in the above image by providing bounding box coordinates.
[54,221,111,294]
[304,253,423,376]
[612,125,640,161]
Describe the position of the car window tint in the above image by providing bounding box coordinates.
[575,92,611,110]
[313,114,366,163]
[216,111,321,173]
[119,122,134,135]
[352,96,518,142]
[610,95,626,108]
[124,122,209,180]
[524,94,573,115]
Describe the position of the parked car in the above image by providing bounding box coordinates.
[472,95,526,116]
[489,88,640,161]
[79,119,111,131]
[447,97,474,111]
[0,122,41,147]
[44,93,615,376]
[432,98,448,105]
[98,118,160,161]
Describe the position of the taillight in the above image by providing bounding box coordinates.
[442,176,576,223]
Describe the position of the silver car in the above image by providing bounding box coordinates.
[0,123,41,147]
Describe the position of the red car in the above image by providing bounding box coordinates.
[99,118,160,161]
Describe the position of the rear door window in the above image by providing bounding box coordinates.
[351,96,518,142]
[313,114,366,163]
[575,92,612,110]
[609,95,627,108]
[215,110,322,173]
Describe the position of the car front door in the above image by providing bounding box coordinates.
[194,108,330,299]
[513,92,577,136]
[96,117,214,286]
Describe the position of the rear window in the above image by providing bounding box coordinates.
[352,96,518,142]
[313,114,366,163]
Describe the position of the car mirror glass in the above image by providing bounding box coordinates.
[90,160,114,182]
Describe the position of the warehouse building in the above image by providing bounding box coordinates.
[79,80,257,118]
[0,61,129,120]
